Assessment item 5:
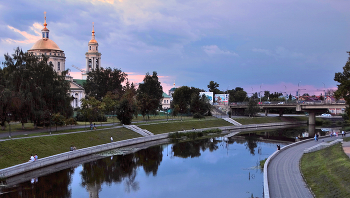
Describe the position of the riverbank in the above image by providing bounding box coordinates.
[0,117,306,177]
[300,140,350,197]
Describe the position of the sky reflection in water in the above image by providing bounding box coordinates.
[3,128,308,198]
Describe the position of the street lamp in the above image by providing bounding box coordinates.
[7,113,12,138]
[112,110,114,126]
[166,108,169,122]
[49,113,52,135]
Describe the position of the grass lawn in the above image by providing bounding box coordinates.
[0,128,141,169]
[138,118,233,134]
[300,144,350,197]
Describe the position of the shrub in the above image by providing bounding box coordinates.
[193,113,205,119]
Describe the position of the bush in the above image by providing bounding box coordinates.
[193,113,205,119]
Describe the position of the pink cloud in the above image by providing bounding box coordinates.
[3,23,41,44]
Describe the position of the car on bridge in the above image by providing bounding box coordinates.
[321,113,331,117]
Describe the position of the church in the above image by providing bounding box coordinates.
[27,12,102,108]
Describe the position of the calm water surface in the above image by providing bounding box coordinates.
[2,126,322,198]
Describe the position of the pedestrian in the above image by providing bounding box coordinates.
[34,154,38,161]
[30,154,35,162]
[276,145,280,150]
[342,131,345,137]
[316,134,319,141]
[73,146,76,150]
[314,135,317,141]
[111,136,113,142]
[94,123,96,130]
[70,145,74,151]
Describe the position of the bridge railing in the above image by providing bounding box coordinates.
[229,101,346,106]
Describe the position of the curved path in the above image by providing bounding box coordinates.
[268,136,341,198]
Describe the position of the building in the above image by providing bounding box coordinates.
[27,12,66,74]
[161,92,171,109]
[28,12,85,108]
[82,22,102,80]
[168,81,177,99]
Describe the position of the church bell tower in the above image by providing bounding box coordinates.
[85,22,102,75]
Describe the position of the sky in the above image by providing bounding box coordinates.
[0,0,349,96]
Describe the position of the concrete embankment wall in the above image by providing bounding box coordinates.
[0,121,305,179]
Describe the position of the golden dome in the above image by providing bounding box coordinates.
[30,39,61,50]
[89,39,97,44]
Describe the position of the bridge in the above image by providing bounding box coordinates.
[229,102,347,124]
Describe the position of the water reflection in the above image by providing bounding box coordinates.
[1,126,331,197]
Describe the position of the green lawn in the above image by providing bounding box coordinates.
[301,144,350,197]
[0,128,141,169]
[139,118,233,134]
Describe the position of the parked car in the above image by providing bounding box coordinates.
[321,113,331,117]
[278,102,284,104]
[263,101,271,104]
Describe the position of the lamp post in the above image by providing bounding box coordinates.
[7,113,11,138]
[166,108,169,122]
[181,108,183,121]
[112,110,114,126]
[49,113,52,135]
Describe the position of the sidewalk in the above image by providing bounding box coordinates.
[342,141,350,158]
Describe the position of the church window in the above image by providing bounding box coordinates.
[49,61,53,67]
[50,53,51,55]
[46,32,49,38]
[96,46,98,50]
[88,59,92,68]
[89,46,91,50]
[42,33,45,38]
[96,59,99,69]
[58,62,60,70]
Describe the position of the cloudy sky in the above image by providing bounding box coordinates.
[1,0,349,96]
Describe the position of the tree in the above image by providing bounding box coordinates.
[190,93,211,116]
[116,81,137,124]
[171,86,205,115]
[228,87,247,102]
[245,99,260,117]
[207,81,222,94]
[84,67,127,100]
[81,96,105,124]
[334,52,350,117]
[52,113,65,131]
[136,72,163,119]
[1,47,73,128]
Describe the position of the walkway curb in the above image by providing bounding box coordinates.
[263,138,315,198]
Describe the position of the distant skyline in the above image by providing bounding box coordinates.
[0,0,349,96]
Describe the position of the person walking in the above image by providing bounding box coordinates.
[111,136,113,142]
[34,154,38,161]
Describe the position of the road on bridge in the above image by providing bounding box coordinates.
[268,136,342,198]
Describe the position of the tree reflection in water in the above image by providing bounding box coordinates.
[1,130,304,197]
[80,145,163,196]
[0,168,74,198]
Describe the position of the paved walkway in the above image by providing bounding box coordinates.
[268,136,342,198]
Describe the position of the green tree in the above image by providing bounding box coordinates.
[81,96,105,124]
[245,99,260,117]
[136,72,163,119]
[190,93,211,115]
[84,67,127,101]
[334,52,350,117]
[228,87,247,102]
[116,81,137,124]
[207,81,222,94]
[2,47,72,128]
[52,113,65,131]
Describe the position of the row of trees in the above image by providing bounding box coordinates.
[0,48,73,129]
[79,69,164,124]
